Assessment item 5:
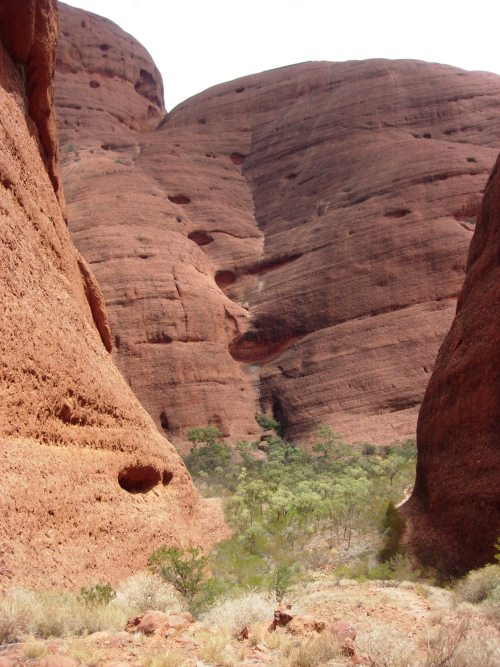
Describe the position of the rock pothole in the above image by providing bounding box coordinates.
[118,465,161,493]
[215,270,236,289]
[188,231,214,246]
[168,194,191,205]
[230,152,245,165]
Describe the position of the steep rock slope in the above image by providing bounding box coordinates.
[0,0,223,589]
[55,5,500,446]
[404,156,500,574]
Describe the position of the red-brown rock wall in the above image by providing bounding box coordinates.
[55,6,500,447]
[0,0,224,589]
[404,156,500,574]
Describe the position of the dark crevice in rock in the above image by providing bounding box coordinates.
[147,332,173,344]
[230,152,245,165]
[215,270,236,289]
[384,208,411,218]
[159,411,169,431]
[168,194,191,205]
[118,465,160,493]
[134,68,162,107]
[229,330,305,364]
[247,253,303,275]
[383,398,421,413]
[76,255,113,352]
[188,231,214,246]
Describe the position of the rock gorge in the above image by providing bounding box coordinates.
[0,0,224,589]
[55,3,500,449]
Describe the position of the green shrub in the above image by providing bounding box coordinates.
[184,426,231,476]
[378,501,405,562]
[273,563,292,603]
[256,412,281,433]
[455,564,500,603]
[148,546,209,613]
[79,583,115,607]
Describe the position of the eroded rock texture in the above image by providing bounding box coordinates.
[0,0,223,589]
[55,4,500,447]
[404,157,500,574]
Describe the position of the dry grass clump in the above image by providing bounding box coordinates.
[0,588,127,642]
[199,591,275,633]
[23,642,48,659]
[0,589,32,644]
[276,632,342,667]
[425,612,500,667]
[197,629,234,666]
[455,564,500,603]
[140,649,186,667]
[66,638,104,666]
[115,572,184,615]
[356,621,418,667]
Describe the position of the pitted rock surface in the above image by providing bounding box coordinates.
[0,0,225,589]
[55,4,500,447]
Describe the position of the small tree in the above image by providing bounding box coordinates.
[184,426,231,475]
[312,425,337,463]
[148,546,207,604]
[273,563,292,603]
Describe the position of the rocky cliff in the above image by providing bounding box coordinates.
[0,0,224,589]
[404,156,500,574]
[55,4,500,448]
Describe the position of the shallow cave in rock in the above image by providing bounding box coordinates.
[188,230,214,246]
[118,465,161,493]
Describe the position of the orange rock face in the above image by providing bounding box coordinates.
[0,0,224,589]
[55,5,500,448]
[404,156,500,574]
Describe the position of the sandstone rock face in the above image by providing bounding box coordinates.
[0,0,224,589]
[404,156,500,574]
[55,5,500,447]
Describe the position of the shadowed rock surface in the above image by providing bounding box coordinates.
[0,0,224,589]
[55,4,500,448]
[404,156,500,574]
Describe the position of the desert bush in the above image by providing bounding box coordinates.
[200,591,275,632]
[148,545,224,615]
[455,564,500,603]
[378,501,406,562]
[424,612,500,667]
[79,583,115,607]
[115,571,184,614]
[148,546,207,601]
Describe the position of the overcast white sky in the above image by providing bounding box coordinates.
[64,0,500,110]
